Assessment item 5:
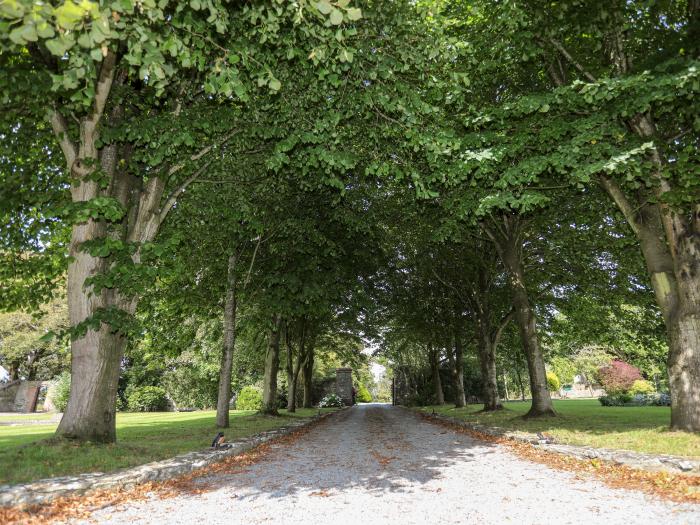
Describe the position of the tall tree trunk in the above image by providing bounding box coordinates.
[302,348,314,408]
[429,344,445,405]
[261,316,282,415]
[285,322,296,413]
[483,216,555,418]
[515,367,525,401]
[477,334,501,411]
[216,254,238,428]
[502,371,509,401]
[453,328,466,408]
[49,53,237,442]
[56,203,134,442]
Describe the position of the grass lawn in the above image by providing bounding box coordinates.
[0,408,335,486]
[416,399,699,458]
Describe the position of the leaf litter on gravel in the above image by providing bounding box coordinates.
[418,412,700,504]
[0,418,329,525]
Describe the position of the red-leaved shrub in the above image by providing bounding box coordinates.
[597,360,642,394]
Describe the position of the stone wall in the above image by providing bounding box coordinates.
[0,380,42,412]
[335,368,353,405]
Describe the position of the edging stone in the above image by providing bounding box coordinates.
[0,409,342,508]
[417,410,700,476]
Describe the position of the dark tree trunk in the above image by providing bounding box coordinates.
[482,215,555,418]
[216,253,238,428]
[429,344,445,405]
[261,316,282,415]
[478,335,501,411]
[302,348,314,408]
[453,328,466,408]
[515,367,525,401]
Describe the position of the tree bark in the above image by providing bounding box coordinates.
[483,216,555,418]
[502,371,509,401]
[261,315,282,415]
[216,254,238,428]
[302,348,314,408]
[453,327,466,408]
[429,344,445,405]
[515,367,525,401]
[477,334,501,411]
[285,322,296,413]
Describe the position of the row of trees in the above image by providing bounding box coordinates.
[1,0,698,444]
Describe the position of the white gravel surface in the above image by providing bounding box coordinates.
[84,404,699,525]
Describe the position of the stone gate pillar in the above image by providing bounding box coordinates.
[335,368,353,406]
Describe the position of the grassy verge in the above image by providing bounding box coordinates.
[0,408,335,486]
[416,399,699,458]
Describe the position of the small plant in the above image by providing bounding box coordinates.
[47,371,71,412]
[629,379,655,396]
[546,371,561,392]
[597,360,642,395]
[235,386,263,411]
[319,393,343,408]
[127,386,168,412]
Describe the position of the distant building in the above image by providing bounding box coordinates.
[0,366,9,383]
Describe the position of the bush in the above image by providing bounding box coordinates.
[599,391,669,407]
[597,360,642,395]
[356,383,372,403]
[599,395,624,407]
[127,386,168,412]
[319,393,343,408]
[650,392,671,406]
[47,371,71,412]
[235,386,263,411]
[546,371,561,392]
[629,379,655,396]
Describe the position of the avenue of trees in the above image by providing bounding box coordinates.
[0,0,698,443]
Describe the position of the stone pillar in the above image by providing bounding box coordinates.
[335,368,353,406]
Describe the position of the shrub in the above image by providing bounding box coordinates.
[235,386,263,411]
[597,360,642,395]
[127,386,168,412]
[356,383,372,403]
[599,395,624,407]
[629,379,655,396]
[47,371,71,412]
[546,371,561,392]
[649,392,671,406]
[319,393,343,408]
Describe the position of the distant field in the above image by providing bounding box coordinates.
[417,399,699,458]
[0,408,335,485]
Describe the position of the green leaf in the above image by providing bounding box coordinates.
[45,37,72,57]
[55,1,88,30]
[330,8,343,25]
[346,7,361,21]
[316,1,332,15]
[269,78,281,91]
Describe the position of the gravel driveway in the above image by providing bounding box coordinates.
[85,404,699,525]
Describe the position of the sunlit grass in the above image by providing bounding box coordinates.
[417,399,699,457]
[0,408,335,485]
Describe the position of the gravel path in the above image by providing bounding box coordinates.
[85,404,699,525]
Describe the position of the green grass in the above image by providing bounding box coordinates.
[0,408,335,486]
[416,399,699,458]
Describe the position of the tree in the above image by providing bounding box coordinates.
[0,0,363,442]
[427,0,700,430]
[0,295,69,381]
